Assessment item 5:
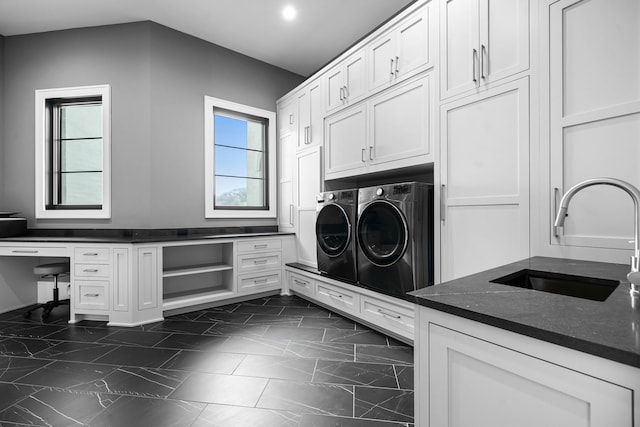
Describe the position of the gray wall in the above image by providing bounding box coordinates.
[2,22,304,229]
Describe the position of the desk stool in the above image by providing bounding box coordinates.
[24,261,70,320]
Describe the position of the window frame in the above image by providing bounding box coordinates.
[204,96,276,219]
[35,84,111,219]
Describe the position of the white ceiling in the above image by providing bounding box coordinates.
[0,0,415,77]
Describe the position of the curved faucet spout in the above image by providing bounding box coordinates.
[554,178,640,297]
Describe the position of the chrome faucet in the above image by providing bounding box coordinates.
[554,178,640,297]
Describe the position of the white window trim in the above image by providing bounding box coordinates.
[204,96,277,219]
[35,84,111,219]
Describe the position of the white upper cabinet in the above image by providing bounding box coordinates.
[547,0,640,253]
[278,96,296,137]
[297,79,324,149]
[440,0,529,100]
[326,49,366,114]
[368,2,434,93]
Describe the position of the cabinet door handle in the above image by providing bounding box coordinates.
[395,55,400,75]
[339,87,344,101]
[343,85,349,99]
[253,259,268,265]
[390,58,395,76]
[11,250,38,254]
[327,291,344,300]
[307,126,312,144]
[472,48,478,84]
[440,184,446,223]
[289,114,294,125]
[480,44,487,79]
[361,148,366,163]
[83,252,99,256]
[369,146,374,160]
[289,204,294,226]
[83,268,99,273]
[293,279,308,287]
[377,308,402,319]
[254,278,268,284]
[84,293,100,297]
[253,244,268,249]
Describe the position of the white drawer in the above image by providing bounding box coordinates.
[237,271,282,293]
[74,263,110,278]
[0,245,68,257]
[74,247,110,262]
[237,239,282,253]
[316,281,359,314]
[360,295,414,339]
[237,252,281,272]
[289,272,315,298]
[75,281,109,310]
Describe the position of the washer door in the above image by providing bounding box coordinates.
[316,204,351,257]
[357,200,408,267]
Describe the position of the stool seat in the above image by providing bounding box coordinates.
[34,261,70,276]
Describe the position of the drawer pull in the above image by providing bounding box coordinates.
[254,278,268,284]
[84,293,100,297]
[327,291,344,300]
[83,252,99,256]
[83,268,100,273]
[253,259,268,265]
[11,250,38,254]
[377,309,401,320]
[293,279,307,286]
[253,244,268,249]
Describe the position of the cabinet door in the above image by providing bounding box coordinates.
[369,32,396,92]
[297,89,310,149]
[295,146,322,267]
[396,4,431,81]
[308,81,324,147]
[479,0,529,85]
[441,0,480,99]
[137,246,159,311]
[324,105,368,179]
[326,66,344,113]
[428,324,632,426]
[277,132,295,232]
[278,97,296,136]
[344,50,366,105]
[549,0,640,252]
[441,78,529,281]
[369,74,432,169]
[112,248,129,312]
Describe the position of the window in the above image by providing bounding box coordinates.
[204,96,276,218]
[35,85,111,219]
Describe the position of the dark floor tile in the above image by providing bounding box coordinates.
[262,326,325,342]
[3,306,70,326]
[192,403,300,427]
[89,395,205,427]
[355,345,413,365]
[166,310,208,321]
[155,333,228,352]
[149,320,213,335]
[300,414,410,427]
[234,303,284,315]
[204,322,268,337]
[15,360,117,389]
[285,342,354,361]
[395,366,413,390]
[313,360,398,388]
[202,303,240,314]
[0,323,66,339]
[0,388,117,426]
[264,295,312,308]
[245,314,302,327]
[323,329,389,345]
[160,350,244,374]
[194,311,252,324]
[281,306,332,318]
[73,367,189,399]
[257,380,354,417]
[98,329,172,347]
[93,346,178,368]
[234,355,316,381]
[354,387,413,423]
[170,372,268,406]
[0,357,52,382]
[217,336,288,356]
[0,383,40,412]
[33,341,118,363]
[0,337,57,357]
[45,326,115,343]
[300,316,356,330]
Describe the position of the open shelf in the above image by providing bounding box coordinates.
[163,262,232,278]
[163,286,234,311]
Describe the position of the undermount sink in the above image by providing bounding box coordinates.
[490,269,619,302]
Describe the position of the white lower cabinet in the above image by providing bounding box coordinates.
[416,306,637,426]
[75,281,109,310]
[286,267,415,342]
[237,270,281,294]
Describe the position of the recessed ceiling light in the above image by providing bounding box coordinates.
[282,5,297,21]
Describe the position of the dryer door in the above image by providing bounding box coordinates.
[357,200,408,267]
[316,204,351,257]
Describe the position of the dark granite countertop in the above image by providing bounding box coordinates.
[408,257,640,368]
[0,227,294,244]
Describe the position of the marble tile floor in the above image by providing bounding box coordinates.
[0,294,414,427]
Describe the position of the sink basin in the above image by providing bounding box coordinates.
[490,269,619,302]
